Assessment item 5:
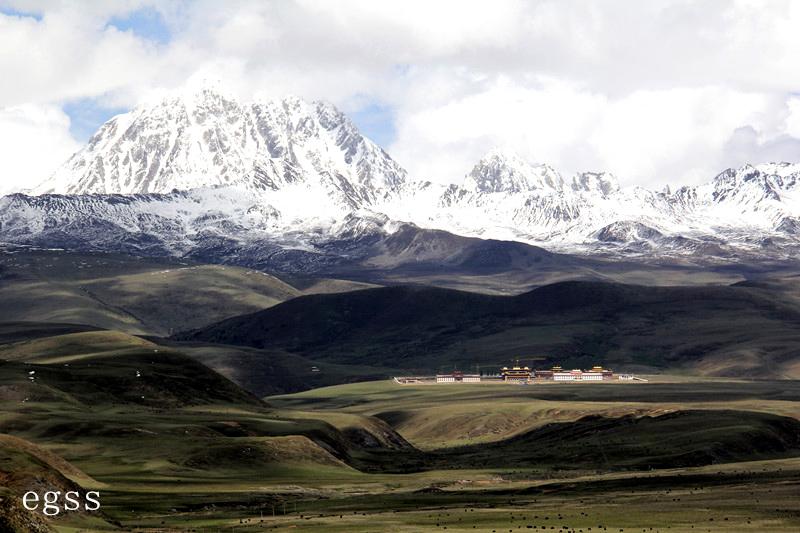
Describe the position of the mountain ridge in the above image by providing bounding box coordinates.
[10,81,800,264]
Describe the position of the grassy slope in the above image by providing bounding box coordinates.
[165,340,394,397]
[4,368,800,531]
[3,335,800,531]
[0,331,405,531]
[0,247,302,336]
[251,378,800,532]
[263,379,800,480]
[0,331,410,479]
[0,440,117,532]
[423,409,800,470]
[176,280,800,379]
[0,330,262,407]
[6,246,800,529]
[0,239,779,340]
[357,225,759,293]
[268,378,800,447]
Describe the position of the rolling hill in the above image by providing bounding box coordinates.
[175,279,800,379]
[0,246,377,336]
[0,330,262,407]
[355,410,800,473]
[0,246,302,336]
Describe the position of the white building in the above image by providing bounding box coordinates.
[553,372,576,381]
[436,375,455,383]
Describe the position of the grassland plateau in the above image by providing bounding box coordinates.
[2,247,800,531]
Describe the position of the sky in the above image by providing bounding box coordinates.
[2,0,800,196]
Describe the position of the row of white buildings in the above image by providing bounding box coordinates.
[435,372,481,383]
[552,369,604,381]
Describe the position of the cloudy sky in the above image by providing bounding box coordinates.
[2,0,800,195]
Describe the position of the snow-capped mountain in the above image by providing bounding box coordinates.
[8,80,800,268]
[404,152,800,259]
[33,78,407,213]
[460,148,566,193]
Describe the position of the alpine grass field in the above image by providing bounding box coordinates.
[4,355,800,531]
[3,229,800,533]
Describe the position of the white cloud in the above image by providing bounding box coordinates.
[389,78,795,188]
[2,0,800,192]
[0,104,80,194]
[723,126,800,171]
[0,4,168,107]
[785,96,800,138]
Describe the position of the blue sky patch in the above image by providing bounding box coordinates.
[108,7,172,45]
[64,98,130,142]
[348,104,396,149]
[0,7,43,21]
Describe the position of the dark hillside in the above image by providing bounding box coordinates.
[366,410,800,473]
[177,285,501,351]
[175,281,800,378]
[0,331,263,407]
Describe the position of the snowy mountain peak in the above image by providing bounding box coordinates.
[755,161,800,177]
[703,164,800,206]
[32,84,408,208]
[571,171,620,197]
[710,163,800,190]
[463,148,564,193]
[180,75,238,103]
[182,70,234,94]
[17,77,800,264]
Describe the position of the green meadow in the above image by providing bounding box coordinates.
[2,248,800,531]
[3,345,800,532]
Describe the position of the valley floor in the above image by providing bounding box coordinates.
[5,377,796,532]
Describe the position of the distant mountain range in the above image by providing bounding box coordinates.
[4,79,800,269]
